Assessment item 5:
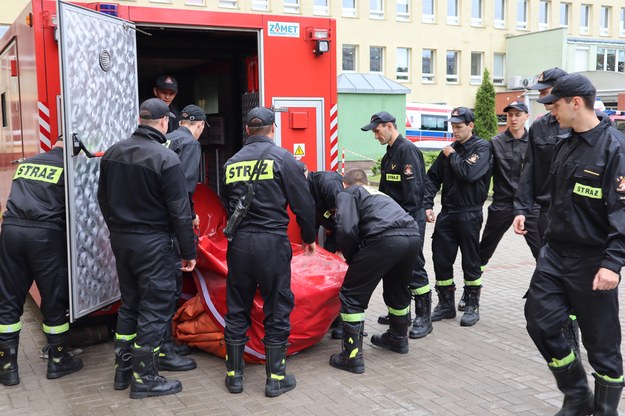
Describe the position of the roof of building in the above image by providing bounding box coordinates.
[338,73,411,95]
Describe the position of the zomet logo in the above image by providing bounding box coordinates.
[267,21,300,38]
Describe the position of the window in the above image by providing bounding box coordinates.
[343,0,356,17]
[600,6,610,36]
[284,0,299,13]
[620,50,625,73]
[494,0,505,28]
[396,0,410,21]
[471,0,482,26]
[342,45,357,71]
[574,48,589,72]
[251,0,268,11]
[423,0,435,23]
[370,0,384,19]
[621,8,625,37]
[580,4,590,35]
[538,0,549,31]
[313,0,329,15]
[370,46,384,73]
[396,47,410,81]
[422,49,435,82]
[596,48,625,73]
[560,3,570,28]
[446,50,459,83]
[447,0,459,25]
[470,52,483,83]
[188,0,207,5]
[493,53,505,84]
[516,0,528,30]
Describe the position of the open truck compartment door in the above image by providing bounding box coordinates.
[57,1,138,320]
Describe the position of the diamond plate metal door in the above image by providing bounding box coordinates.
[58,1,138,320]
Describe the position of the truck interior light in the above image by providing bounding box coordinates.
[314,40,329,56]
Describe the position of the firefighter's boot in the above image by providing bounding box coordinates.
[460,286,481,327]
[329,321,365,374]
[431,285,456,321]
[0,338,19,386]
[409,292,433,339]
[330,316,343,339]
[46,334,83,379]
[371,313,409,354]
[550,358,594,416]
[224,338,247,394]
[113,339,133,390]
[593,373,624,416]
[377,314,391,325]
[264,341,296,397]
[129,346,182,399]
[457,289,467,311]
[158,341,197,371]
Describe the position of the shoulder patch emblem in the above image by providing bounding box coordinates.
[616,177,625,194]
[467,154,480,165]
[404,164,413,176]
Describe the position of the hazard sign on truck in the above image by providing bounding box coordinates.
[0,0,338,321]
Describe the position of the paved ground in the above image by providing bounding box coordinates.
[3,205,625,415]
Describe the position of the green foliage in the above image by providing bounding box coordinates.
[371,151,439,176]
[474,68,499,141]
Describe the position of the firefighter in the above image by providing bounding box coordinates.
[0,138,83,386]
[221,106,316,397]
[424,107,492,327]
[361,112,432,340]
[329,168,420,374]
[525,73,625,415]
[158,104,208,371]
[153,74,181,133]
[97,98,197,399]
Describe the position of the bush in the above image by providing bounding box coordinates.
[371,150,439,176]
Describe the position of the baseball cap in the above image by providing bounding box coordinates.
[447,107,475,123]
[360,112,396,131]
[139,98,175,120]
[245,106,275,126]
[154,75,178,93]
[537,73,596,105]
[503,101,529,113]
[528,67,568,90]
[181,104,207,122]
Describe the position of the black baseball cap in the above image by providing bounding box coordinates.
[447,107,475,123]
[245,106,275,126]
[181,105,207,122]
[537,73,596,105]
[154,75,178,93]
[503,101,529,113]
[529,67,568,90]
[361,112,396,131]
[139,98,175,120]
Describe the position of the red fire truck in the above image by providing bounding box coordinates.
[0,0,338,323]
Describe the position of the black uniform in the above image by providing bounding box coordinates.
[424,134,492,287]
[479,129,541,266]
[98,125,196,349]
[166,126,201,219]
[167,104,181,134]
[525,117,625,380]
[335,185,420,318]
[306,170,343,253]
[379,134,429,293]
[0,147,69,341]
[221,135,315,345]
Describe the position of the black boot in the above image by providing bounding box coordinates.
[593,373,624,416]
[225,337,247,394]
[330,316,343,339]
[377,314,391,325]
[46,335,83,379]
[550,358,594,416]
[460,286,480,327]
[130,346,182,399]
[264,341,296,397]
[158,341,197,371]
[457,289,466,311]
[371,314,409,354]
[431,285,456,321]
[113,339,132,390]
[0,338,19,386]
[409,292,433,339]
[329,321,365,374]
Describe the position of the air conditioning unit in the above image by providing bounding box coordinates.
[507,76,524,90]
[520,76,536,89]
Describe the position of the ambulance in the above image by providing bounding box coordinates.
[405,102,453,150]
[0,0,338,323]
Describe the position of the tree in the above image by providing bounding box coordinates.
[473,68,498,140]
